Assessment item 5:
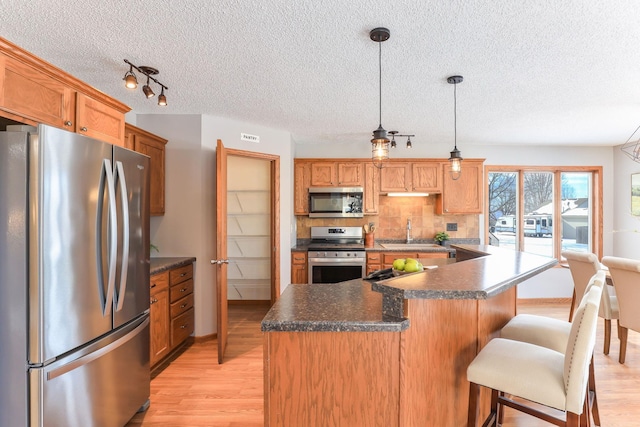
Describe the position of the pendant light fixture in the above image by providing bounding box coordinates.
[369,27,414,168]
[447,75,464,180]
[621,123,640,162]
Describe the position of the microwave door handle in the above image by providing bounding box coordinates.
[114,161,129,312]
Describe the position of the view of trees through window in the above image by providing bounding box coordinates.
[487,169,594,259]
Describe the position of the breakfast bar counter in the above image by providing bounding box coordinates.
[262,245,557,427]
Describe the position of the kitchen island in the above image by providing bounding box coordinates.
[262,245,557,427]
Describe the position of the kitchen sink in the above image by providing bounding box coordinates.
[379,243,443,250]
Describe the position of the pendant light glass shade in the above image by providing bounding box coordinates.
[123,65,138,89]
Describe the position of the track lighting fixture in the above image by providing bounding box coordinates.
[123,59,168,106]
[369,27,414,168]
[447,75,464,180]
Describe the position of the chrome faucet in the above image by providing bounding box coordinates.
[406,218,413,244]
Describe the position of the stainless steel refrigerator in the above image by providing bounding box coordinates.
[0,124,151,426]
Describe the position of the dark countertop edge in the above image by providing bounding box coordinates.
[261,318,409,333]
[150,257,197,275]
[372,245,558,300]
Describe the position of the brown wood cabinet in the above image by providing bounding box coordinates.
[380,161,442,193]
[149,271,170,366]
[169,264,195,348]
[364,163,379,214]
[150,262,195,370]
[436,160,484,214]
[291,252,308,284]
[0,38,130,145]
[294,162,311,215]
[366,251,449,273]
[366,252,383,274]
[124,123,168,216]
[309,161,364,187]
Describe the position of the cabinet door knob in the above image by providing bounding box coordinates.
[180,303,187,308]
[80,126,88,132]
[180,287,187,292]
[180,324,188,329]
[150,283,157,289]
[180,272,187,277]
[64,121,73,127]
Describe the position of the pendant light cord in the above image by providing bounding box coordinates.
[453,81,458,150]
[378,40,382,127]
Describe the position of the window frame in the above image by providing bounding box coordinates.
[484,165,603,261]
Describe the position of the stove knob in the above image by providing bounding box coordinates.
[347,253,351,257]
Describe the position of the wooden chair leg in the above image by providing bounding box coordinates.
[603,319,611,355]
[617,320,622,340]
[467,382,480,427]
[569,289,576,321]
[619,326,628,364]
[589,354,600,426]
[567,411,581,427]
[581,386,591,427]
[490,389,499,427]
[497,391,505,425]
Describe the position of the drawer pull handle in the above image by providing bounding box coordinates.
[180,324,188,329]
[150,283,157,289]
[294,257,304,261]
[180,303,187,308]
[180,287,187,292]
[180,273,187,277]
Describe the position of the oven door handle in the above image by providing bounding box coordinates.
[308,257,366,264]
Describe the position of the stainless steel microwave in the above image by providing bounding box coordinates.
[308,187,364,218]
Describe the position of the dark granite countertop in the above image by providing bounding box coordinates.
[372,244,557,300]
[265,245,556,332]
[150,257,196,275]
[261,279,409,333]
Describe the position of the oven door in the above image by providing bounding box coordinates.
[308,256,366,284]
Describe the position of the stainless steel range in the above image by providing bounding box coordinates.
[308,226,366,284]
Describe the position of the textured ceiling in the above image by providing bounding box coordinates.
[3,0,640,147]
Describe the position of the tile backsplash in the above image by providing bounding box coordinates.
[296,195,479,240]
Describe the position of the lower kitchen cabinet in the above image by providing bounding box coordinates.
[149,272,170,366]
[366,251,449,272]
[149,261,195,370]
[291,252,308,284]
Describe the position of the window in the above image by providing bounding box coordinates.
[486,167,602,260]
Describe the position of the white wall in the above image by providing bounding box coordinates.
[612,144,640,258]
[134,114,293,337]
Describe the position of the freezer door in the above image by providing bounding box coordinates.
[30,125,114,364]
[113,146,150,328]
[29,316,150,427]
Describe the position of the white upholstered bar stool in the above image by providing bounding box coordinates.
[601,256,640,364]
[467,276,604,427]
[500,270,606,426]
[564,251,619,354]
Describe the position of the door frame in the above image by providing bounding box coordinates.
[216,140,280,363]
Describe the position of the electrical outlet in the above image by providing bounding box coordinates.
[446,223,457,231]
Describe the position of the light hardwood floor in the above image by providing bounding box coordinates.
[127,301,640,427]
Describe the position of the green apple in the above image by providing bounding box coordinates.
[404,259,420,273]
[392,258,406,271]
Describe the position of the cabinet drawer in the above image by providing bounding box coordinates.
[171,307,194,347]
[292,252,307,265]
[170,263,193,285]
[366,253,382,263]
[170,278,194,303]
[170,293,194,318]
[149,271,169,295]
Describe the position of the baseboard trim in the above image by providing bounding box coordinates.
[517,297,572,305]
[193,333,217,343]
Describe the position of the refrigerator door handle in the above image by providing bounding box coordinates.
[114,160,130,312]
[99,159,117,317]
[46,317,149,380]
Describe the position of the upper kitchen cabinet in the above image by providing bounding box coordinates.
[436,159,484,214]
[364,163,379,214]
[0,37,130,145]
[309,161,364,187]
[294,162,311,215]
[380,161,442,193]
[124,123,168,216]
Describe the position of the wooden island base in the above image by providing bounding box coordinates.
[262,245,556,427]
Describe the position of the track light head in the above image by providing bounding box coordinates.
[123,65,138,89]
[158,88,167,106]
[142,77,155,98]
